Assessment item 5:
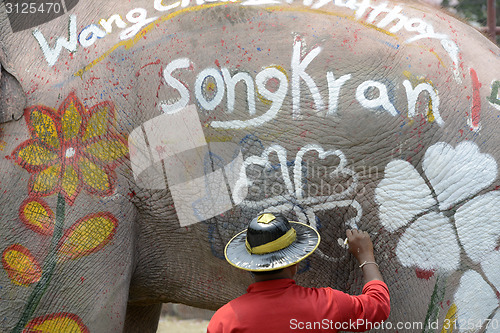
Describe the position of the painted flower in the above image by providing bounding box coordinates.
[24,312,89,332]
[11,93,128,205]
[2,244,42,286]
[376,141,498,271]
[453,250,500,332]
[375,141,500,329]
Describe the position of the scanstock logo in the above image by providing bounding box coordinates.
[5,0,79,33]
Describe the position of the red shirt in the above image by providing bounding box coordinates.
[207,279,390,333]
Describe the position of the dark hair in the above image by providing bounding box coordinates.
[252,268,284,276]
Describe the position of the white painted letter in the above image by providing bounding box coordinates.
[78,24,107,48]
[33,14,78,67]
[99,14,127,33]
[222,68,256,115]
[195,68,225,111]
[210,67,288,129]
[120,8,158,40]
[154,0,181,11]
[366,2,389,24]
[356,80,398,116]
[326,72,352,115]
[160,58,191,114]
[291,39,324,119]
[376,5,407,33]
[403,80,443,126]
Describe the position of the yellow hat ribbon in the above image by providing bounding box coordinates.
[245,228,297,254]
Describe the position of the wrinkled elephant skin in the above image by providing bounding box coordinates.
[0,0,499,332]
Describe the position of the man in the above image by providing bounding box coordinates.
[207,213,390,332]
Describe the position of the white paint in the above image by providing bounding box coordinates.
[439,38,461,82]
[221,69,256,115]
[455,270,499,330]
[311,0,456,65]
[403,80,443,126]
[482,251,500,293]
[235,143,361,263]
[487,311,500,333]
[396,211,460,271]
[211,67,288,129]
[375,160,436,232]
[326,72,351,115]
[423,141,497,211]
[404,18,427,35]
[180,0,208,7]
[157,41,446,129]
[65,147,76,158]
[356,80,398,116]
[78,24,107,48]
[99,14,127,34]
[154,0,181,11]
[242,0,280,5]
[291,39,324,119]
[33,14,78,67]
[293,144,354,200]
[195,68,226,111]
[455,191,500,263]
[376,5,407,34]
[119,8,158,40]
[160,58,192,114]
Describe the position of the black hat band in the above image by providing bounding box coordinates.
[245,228,297,254]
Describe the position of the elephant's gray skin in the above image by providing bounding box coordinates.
[0,0,499,332]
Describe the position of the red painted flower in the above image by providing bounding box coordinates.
[11,93,128,205]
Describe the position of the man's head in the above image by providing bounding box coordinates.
[224,213,320,274]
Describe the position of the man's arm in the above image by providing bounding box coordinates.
[346,229,384,284]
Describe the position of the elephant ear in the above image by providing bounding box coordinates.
[0,45,26,123]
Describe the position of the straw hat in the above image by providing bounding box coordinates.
[224,213,320,272]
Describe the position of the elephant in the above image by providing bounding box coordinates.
[0,0,499,331]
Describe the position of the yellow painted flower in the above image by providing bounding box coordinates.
[57,212,118,261]
[1,244,42,286]
[11,93,128,205]
[24,312,89,332]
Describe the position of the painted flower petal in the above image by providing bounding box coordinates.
[85,138,128,164]
[375,160,436,232]
[2,244,42,286]
[456,191,500,263]
[454,270,498,331]
[486,310,500,333]
[30,164,61,195]
[14,141,58,170]
[24,312,89,333]
[82,102,113,142]
[27,107,60,149]
[77,158,111,194]
[423,142,497,211]
[57,212,118,261]
[19,198,54,235]
[61,97,83,141]
[481,251,500,293]
[396,212,460,271]
[61,165,81,205]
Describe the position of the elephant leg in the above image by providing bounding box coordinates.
[124,303,162,333]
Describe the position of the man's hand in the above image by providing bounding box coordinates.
[346,229,384,283]
[346,229,375,264]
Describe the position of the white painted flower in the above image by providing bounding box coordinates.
[375,141,498,272]
[454,251,500,332]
